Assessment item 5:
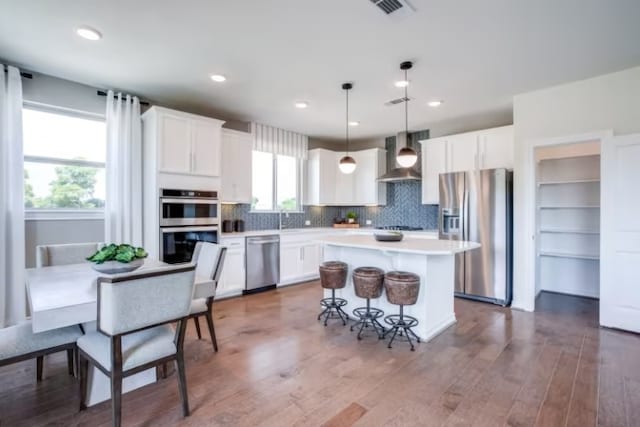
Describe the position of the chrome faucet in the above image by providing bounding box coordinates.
[279,209,288,230]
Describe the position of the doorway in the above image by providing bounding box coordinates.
[534,140,601,306]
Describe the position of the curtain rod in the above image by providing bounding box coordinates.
[97,90,150,106]
[2,65,32,79]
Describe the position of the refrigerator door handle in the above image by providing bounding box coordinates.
[462,184,469,241]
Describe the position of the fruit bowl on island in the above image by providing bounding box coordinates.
[87,244,148,274]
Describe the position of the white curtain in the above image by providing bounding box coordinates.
[105,90,142,246]
[252,122,308,159]
[0,65,25,328]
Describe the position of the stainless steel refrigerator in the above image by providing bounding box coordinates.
[438,168,513,306]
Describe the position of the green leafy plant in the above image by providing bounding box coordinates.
[346,211,358,220]
[87,244,148,264]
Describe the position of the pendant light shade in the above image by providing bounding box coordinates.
[397,61,417,168]
[339,82,356,174]
[397,146,418,168]
[339,155,357,174]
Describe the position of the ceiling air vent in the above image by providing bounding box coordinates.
[385,96,412,106]
[369,0,416,17]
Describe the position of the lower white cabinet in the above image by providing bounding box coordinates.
[279,235,322,286]
[217,237,245,298]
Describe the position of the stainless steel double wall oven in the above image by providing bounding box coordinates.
[159,188,219,264]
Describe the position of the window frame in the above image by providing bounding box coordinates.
[22,102,107,221]
[250,151,304,213]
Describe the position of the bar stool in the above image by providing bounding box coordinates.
[351,267,386,340]
[318,261,350,326]
[383,271,421,351]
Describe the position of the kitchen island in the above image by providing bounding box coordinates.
[319,234,480,341]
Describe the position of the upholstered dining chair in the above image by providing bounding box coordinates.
[77,264,196,427]
[189,242,227,352]
[36,242,104,267]
[0,321,82,381]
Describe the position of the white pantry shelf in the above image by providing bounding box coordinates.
[539,251,599,261]
[539,228,600,235]
[538,205,600,209]
[537,179,600,186]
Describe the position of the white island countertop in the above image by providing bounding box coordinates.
[319,234,480,255]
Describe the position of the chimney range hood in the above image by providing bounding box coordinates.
[377,132,422,183]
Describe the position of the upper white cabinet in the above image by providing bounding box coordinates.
[306,148,386,206]
[479,125,514,170]
[420,125,514,204]
[143,106,224,178]
[221,129,252,203]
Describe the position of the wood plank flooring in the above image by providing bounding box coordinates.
[1,283,639,426]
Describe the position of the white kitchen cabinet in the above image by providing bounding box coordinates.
[217,237,245,298]
[352,149,387,205]
[420,125,513,204]
[478,126,514,170]
[306,148,386,206]
[144,106,225,178]
[221,129,253,203]
[280,243,303,285]
[306,148,337,205]
[279,233,323,286]
[300,243,321,277]
[158,113,192,174]
[448,132,479,172]
[421,138,447,205]
[191,119,222,177]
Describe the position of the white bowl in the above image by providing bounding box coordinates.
[90,258,144,274]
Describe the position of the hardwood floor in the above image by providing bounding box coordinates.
[1,283,639,426]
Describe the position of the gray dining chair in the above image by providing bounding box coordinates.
[189,242,226,352]
[0,321,82,381]
[36,242,104,267]
[77,264,196,427]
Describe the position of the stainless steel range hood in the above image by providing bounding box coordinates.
[377,132,422,182]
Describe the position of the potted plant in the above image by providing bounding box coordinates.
[86,244,148,274]
[346,211,358,224]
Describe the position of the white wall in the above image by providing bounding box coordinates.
[512,65,640,311]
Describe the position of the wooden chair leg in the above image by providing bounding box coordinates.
[67,348,75,376]
[111,372,123,427]
[205,311,219,352]
[79,354,89,411]
[193,317,202,339]
[175,353,190,417]
[36,356,44,382]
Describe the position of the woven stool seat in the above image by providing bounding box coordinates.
[383,271,421,351]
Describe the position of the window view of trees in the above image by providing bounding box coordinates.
[22,107,106,210]
[24,164,104,208]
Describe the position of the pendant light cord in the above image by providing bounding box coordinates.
[404,68,409,137]
[345,86,350,156]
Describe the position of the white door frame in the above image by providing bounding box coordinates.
[516,129,612,312]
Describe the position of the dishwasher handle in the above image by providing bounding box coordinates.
[247,239,280,245]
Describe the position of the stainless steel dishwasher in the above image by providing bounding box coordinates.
[245,235,280,292]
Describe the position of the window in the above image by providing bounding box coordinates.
[23,106,106,214]
[251,151,301,211]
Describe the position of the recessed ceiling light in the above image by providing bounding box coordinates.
[348,121,360,127]
[210,74,226,82]
[76,26,102,41]
[394,80,409,88]
[294,101,309,109]
[427,100,443,107]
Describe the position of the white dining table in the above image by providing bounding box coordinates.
[25,259,214,406]
[26,259,213,333]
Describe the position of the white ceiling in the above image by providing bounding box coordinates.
[1,0,640,141]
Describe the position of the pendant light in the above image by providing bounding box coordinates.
[339,82,357,174]
[396,61,418,168]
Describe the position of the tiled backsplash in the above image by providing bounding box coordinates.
[222,181,439,231]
